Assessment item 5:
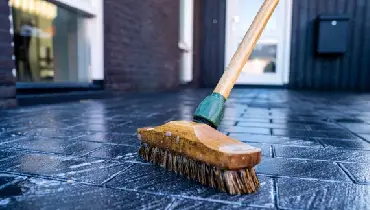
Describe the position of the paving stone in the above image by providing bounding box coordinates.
[236,122,307,130]
[339,123,370,134]
[0,173,27,188]
[360,134,370,142]
[318,138,370,150]
[1,88,370,208]
[339,162,370,184]
[255,157,351,181]
[274,145,370,163]
[3,152,128,185]
[229,134,323,147]
[12,127,94,140]
[272,128,359,139]
[0,178,181,210]
[0,137,104,156]
[237,118,272,123]
[85,145,138,161]
[224,127,271,135]
[74,132,140,146]
[105,163,275,208]
[0,131,27,144]
[277,177,370,210]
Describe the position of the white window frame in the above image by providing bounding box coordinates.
[50,0,104,81]
[224,0,293,85]
[179,0,194,84]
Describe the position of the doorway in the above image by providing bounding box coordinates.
[225,0,292,85]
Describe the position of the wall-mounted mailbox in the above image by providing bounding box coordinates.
[315,15,350,55]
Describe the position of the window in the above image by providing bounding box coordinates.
[10,0,91,83]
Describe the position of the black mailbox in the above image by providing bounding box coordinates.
[315,15,350,55]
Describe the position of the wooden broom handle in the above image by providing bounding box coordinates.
[214,0,279,99]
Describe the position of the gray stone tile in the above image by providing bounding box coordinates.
[4,152,127,185]
[360,134,370,142]
[85,144,138,161]
[339,123,370,134]
[0,137,104,156]
[318,138,370,150]
[255,157,351,181]
[0,178,177,210]
[272,129,329,138]
[75,132,140,146]
[229,134,323,147]
[106,163,275,208]
[277,177,370,210]
[236,122,307,130]
[225,127,271,135]
[274,145,370,163]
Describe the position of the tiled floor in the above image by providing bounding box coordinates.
[0,88,369,209]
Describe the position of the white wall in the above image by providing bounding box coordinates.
[179,0,193,84]
[52,0,104,81]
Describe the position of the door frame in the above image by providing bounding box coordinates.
[224,0,293,85]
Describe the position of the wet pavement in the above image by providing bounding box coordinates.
[0,88,369,209]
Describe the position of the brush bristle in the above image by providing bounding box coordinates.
[138,143,260,195]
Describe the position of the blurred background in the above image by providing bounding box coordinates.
[0,0,369,108]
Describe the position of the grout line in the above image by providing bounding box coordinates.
[336,162,358,184]
[270,145,276,158]
[314,138,327,148]
[101,164,134,185]
[257,173,354,184]
[332,121,370,144]
[273,178,280,210]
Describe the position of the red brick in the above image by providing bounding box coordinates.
[104,0,181,92]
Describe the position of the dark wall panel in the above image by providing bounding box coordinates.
[198,0,226,88]
[289,0,370,91]
[0,1,16,108]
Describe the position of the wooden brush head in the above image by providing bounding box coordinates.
[137,121,261,170]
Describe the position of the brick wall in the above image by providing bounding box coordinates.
[104,0,181,92]
[0,1,16,108]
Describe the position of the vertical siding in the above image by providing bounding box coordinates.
[289,0,370,91]
[198,0,226,87]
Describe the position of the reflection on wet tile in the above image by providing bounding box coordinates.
[85,145,138,161]
[277,177,370,210]
[236,122,307,130]
[339,123,370,134]
[229,134,323,147]
[0,137,104,156]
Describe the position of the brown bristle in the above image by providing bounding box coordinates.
[138,143,260,195]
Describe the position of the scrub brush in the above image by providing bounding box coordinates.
[137,0,279,195]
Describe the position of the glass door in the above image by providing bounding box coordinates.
[225,0,292,85]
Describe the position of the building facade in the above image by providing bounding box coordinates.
[196,0,370,91]
[0,0,369,108]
